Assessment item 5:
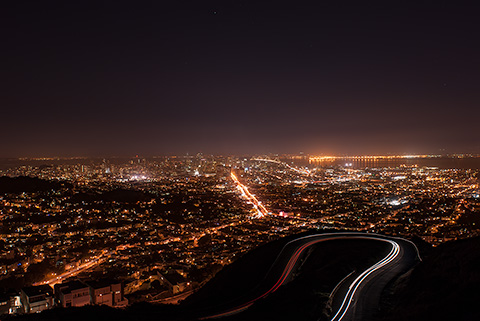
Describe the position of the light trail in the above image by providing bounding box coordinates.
[231,171,269,218]
[330,239,400,321]
[33,250,113,287]
[252,158,311,175]
[201,233,410,320]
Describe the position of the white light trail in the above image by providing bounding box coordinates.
[330,239,400,321]
[202,233,414,320]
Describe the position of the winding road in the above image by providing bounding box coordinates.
[201,232,420,321]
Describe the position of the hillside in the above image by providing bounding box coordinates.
[6,233,480,321]
[377,236,480,321]
[0,176,71,194]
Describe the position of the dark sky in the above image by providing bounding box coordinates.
[1,1,479,157]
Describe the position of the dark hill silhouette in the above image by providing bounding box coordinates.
[68,189,153,204]
[377,236,480,321]
[6,234,480,321]
[0,176,71,194]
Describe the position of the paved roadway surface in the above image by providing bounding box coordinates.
[330,235,419,321]
[201,232,420,320]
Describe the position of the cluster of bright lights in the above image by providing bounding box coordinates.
[130,175,148,181]
[278,211,289,217]
[252,158,311,175]
[116,175,151,182]
[231,172,269,218]
[309,154,442,162]
[385,197,409,206]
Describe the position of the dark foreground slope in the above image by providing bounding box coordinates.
[4,230,391,321]
[3,231,314,321]
[6,234,480,321]
[220,237,391,321]
[377,236,480,321]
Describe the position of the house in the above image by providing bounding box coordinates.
[54,280,91,308]
[0,291,22,315]
[20,285,53,313]
[86,279,128,307]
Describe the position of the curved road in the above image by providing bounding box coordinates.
[201,232,420,320]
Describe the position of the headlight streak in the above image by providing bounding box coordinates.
[329,240,400,321]
[202,233,410,320]
[231,172,269,217]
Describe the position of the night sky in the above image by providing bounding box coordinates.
[2,1,479,157]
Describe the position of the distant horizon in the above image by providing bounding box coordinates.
[2,152,480,160]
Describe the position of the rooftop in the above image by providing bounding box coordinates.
[22,285,53,298]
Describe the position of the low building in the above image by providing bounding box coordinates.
[10,294,22,314]
[0,291,22,315]
[55,280,91,308]
[20,285,53,313]
[87,279,128,307]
